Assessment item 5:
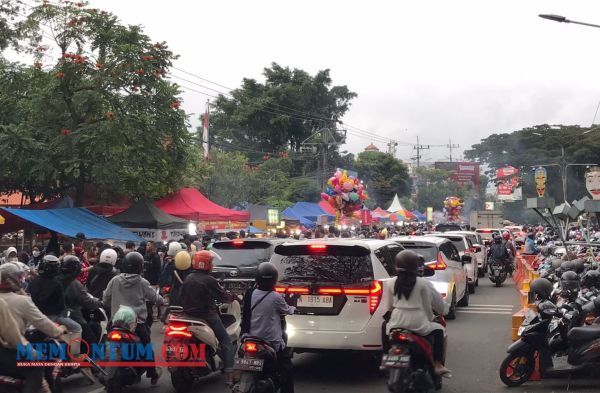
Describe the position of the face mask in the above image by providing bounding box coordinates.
[32,251,40,257]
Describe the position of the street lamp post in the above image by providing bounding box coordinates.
[539,14,600,29]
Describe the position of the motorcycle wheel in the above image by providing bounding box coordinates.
[388,368,408,393]
[235,372,256,393]
[495,279,502,287]
[171,369,194,393]
[499,352,535,387]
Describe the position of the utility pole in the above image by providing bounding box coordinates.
[413,136,430,168]
[300,125,346,189]
[447,139,459,162]
[202,99,210,159]
[387,140,399,157]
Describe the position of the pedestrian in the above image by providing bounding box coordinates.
[143,242,162,326]
[125,241,136,254]
[28,246,44,268]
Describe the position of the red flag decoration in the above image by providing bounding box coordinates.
[361,208,372,226]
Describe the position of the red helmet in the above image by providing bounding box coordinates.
[192,250,213,271]
[503,231,510,240]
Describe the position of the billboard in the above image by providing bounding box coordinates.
[496,166,522,201]
[434,161,480,190]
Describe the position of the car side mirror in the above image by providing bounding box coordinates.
[423,267,435,277]
[461,255,472,264]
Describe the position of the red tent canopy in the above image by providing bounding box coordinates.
[155,188,250,222]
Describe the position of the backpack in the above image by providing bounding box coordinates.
[490,243,508,260]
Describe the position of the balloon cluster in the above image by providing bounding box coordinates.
[443,196,464,222]
[321,169,368,220]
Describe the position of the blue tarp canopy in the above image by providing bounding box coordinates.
[1,207,143,242]
[282,202,332,228]
[248,225,265,234]
[412,210,427,221]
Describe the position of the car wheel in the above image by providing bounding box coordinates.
[446,291,457,320]
[478,268,484,278]
[475,276,479,287]
[457,284,469,307]
[468,282,475,294]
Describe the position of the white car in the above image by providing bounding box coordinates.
[425,233,479,294]
[446,230,488,277]
[391,236,469,320]
[269,239,402,353]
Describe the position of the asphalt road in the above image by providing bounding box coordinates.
[64,278,599,393]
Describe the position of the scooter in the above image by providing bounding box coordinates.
[100,321,145,393]
[499,298,600,386]
[164,301,241,393]
[233,335,281,393]
[488,259,508,287]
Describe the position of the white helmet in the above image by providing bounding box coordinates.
[167,242,182,257]
[99,249,118,266]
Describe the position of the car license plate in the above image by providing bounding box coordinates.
[297,295,333,308]
[380,354,410,368]
[234,357,264,371]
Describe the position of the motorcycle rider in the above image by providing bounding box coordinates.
[489,234,510,272]
[385,250,451,377]
[180,250,236,385]
[86,248,118,300]
[241,262,296,393]
[524,233,540,255]
[0,263,67,391]
[502,231,516,274]
[103,251,164,385]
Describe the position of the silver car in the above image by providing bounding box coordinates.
[391,236,469,320]
[425,233,479,294]
[446,230,488,277]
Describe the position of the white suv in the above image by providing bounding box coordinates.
[269,239,403,353]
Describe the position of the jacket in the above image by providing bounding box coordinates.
[59,274,102,324]
[386,277,445,336]
[0,298,28,349]
[0,291,63,338]
[87,263,117,299]
[28,275,66,316]
[181,271,234,318]
[158,258,175,287]
[524,238,539,255]
[170,268,191,307]
[103,274,164,323]
[143,252,162,286]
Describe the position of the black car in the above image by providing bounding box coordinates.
[210,238,291,296]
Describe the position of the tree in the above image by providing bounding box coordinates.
[0,1,198,204]
[415,167,471,211]
[209,63,356,179]
[0,0,20,52]
[464,124,600,203]
[352,151,411,208]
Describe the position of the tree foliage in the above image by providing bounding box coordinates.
[415,167,472,211]
[0,1,198,204]
[351,151,411,208]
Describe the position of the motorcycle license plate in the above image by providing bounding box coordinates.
[297,295,333,308]
[166,345,187,359]
[380,354,410,368]
[494,269,500,276]
[234,358,264,372]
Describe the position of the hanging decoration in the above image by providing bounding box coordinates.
[534,166,547,197]
[443,196,464,222]
[321,169,368,225]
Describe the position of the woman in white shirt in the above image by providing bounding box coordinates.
[386,250,451,377]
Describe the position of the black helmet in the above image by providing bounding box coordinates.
[395,250,420,274]
[559,261,575,273]
[560,270,580,293]
[256,262,278,290]
[494,235,503,244]
[38,255,60,277]
[551,258,563,271]
[61,255,82,277]
[530,278,553,300]
[121,251,144,274]
[582,270,600,289]
[572,259,586,274]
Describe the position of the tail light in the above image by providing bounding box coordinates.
[308,244,327,252]
[275,285,309,294]
[162,286,171,294]
[470,247,477,253]
[391,330,412,342]
[369,280,383,315]
[108,330,135,342]
[244,341,258,354]
[166,323,192,338]
[232,240,244,246]
[426,253,447,270]
[108,331,123,341]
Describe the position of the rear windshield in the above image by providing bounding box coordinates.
[278,255,373,284]
[436,224,462,232]
[477,231,499,240]
[211,241,272,267]
[397,244,438,262]
[447,238,466,252]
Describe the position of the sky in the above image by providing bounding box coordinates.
[82,0,600,164]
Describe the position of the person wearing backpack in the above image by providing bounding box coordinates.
[241,262,296,393]
[488,235,510,272]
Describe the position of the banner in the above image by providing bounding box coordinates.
[496,166,522,201]
[426,207,433,223]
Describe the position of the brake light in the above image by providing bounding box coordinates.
[232,240,244,246]
[109,331,122,341]
[309,244,327,252]
[344,287,370,295]
[275,286,287,293]
[427,253,447,270]
[470,247,477,253]
[244,341,258,354]
[369,280,383,315]
[275,285,309,294]
[318,287,343,295]
[480,229,493,233]
[166,323,192,338]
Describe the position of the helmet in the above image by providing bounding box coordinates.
[530,278,553,300]
[494,235,503,244]
[192,250,213,271]
[0,263,27,291]
[582,270,600,289]
[61,255,82,277]
[99,249,118,266]
[572,259,586,274]
[395,250,420,274]
[256,262,278,290]
[503,231,510,240]
[559,261,575,273]
[38,255,60,276]
[179,243,188,251]
[551,258,563,271]
[175,251,192,270]
[121,252,144,274]
[167,242,182,257]
[560,271,580,293]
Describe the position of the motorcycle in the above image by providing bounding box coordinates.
[164,301,242,393]
[380,326,443,393]
[488,259,508,287]
[499,298,600,386]
[100,321,144,393]
[232,335,280,393]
